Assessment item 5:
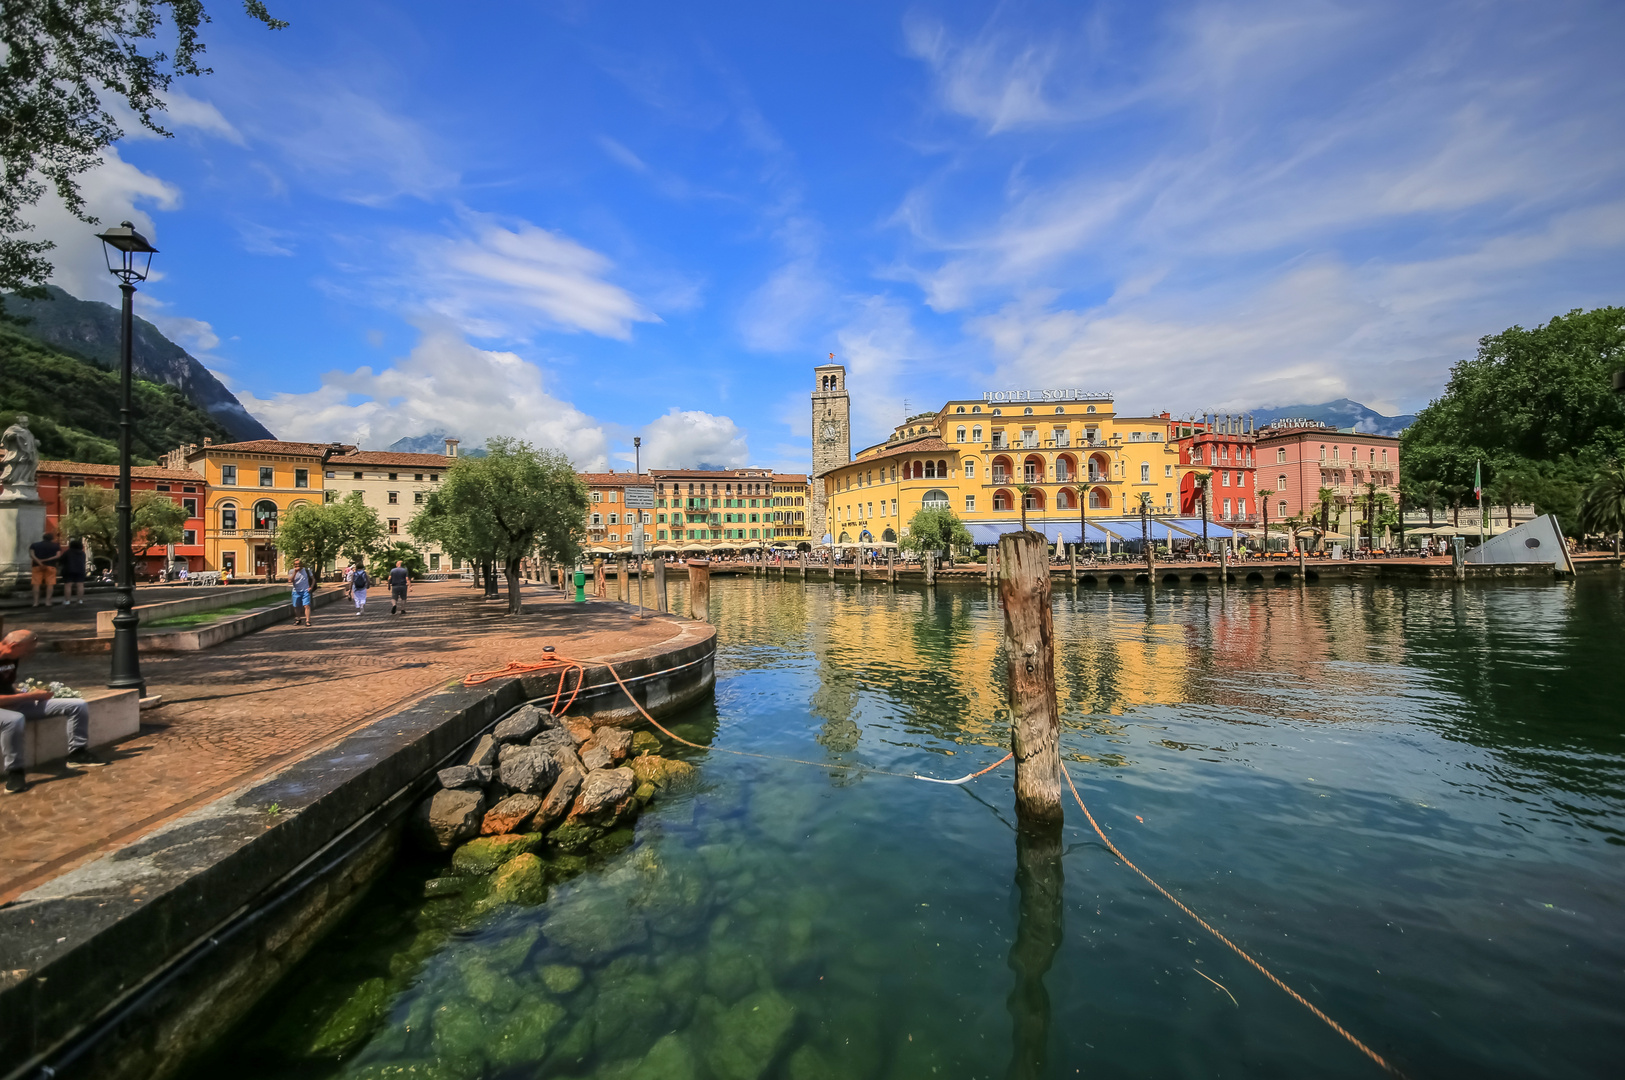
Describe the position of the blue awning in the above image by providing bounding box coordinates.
[965,516,1239,544]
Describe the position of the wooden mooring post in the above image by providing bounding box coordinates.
[654,559,669,613]
[687,559,711,622]
[998,531,1063,824]
[799,553,807,580]
[1218,544,1228,586]
[925,551,936,586]
[616,556,629,601]
[887,548,896,583]
[1069,544,1078,583]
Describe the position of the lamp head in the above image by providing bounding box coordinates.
[96,221,158,283]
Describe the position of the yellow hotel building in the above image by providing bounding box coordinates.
[817,368,1191,547]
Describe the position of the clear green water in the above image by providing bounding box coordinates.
[192,575,1625,1079]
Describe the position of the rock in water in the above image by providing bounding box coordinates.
[631,731,661,756]
[481,793,542,835]
[410,789,486,852]
[451,832,544,875]
[630,755,700,790]
[569,767,635,822]
[494,705,545,744]
[705,990,796,1080]
[436,764,486,790]
[305,977,391,1057]
[540,963,585,994]
[629,1032,698,1080]
[466,733,499,769]
[595,727,634,763]
[487,995,567,1067]
[476,852,547,911]
[539,769,584,826]
[499,746,560,795]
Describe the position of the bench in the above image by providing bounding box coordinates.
[16,688,140,768]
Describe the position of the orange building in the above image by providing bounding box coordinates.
[29,460,207,575]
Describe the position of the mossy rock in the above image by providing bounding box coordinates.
[450,832,543,876]
[704,989,796,1080]
[388,928,449,982]
[704,941,765,1003]
[546,821,604,854]
[543,851,591,883]
[540,963,585,995]
[786,1043,842,1080]
[628,754,698,790]
[590,825,636,857]
[344,1060,471,1079]
[421,876,465,898]
[474,852,547,912]
[634,782,657,806]
[589,971,669,1055]
[631,731,662,755]
[486,995,568,1067]
[465,924,541,974]
[541,897,650,960]
[428,1000,489,1066]
[548,1015,596,1072]
[628,1032,698,1080]
[305,977,392,1057]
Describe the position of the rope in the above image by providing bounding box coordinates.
[913,751,1013,784]
[1060,763,1406,1078]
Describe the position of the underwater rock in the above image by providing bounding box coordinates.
[629,1032,698,1080]
[704,941,766,1003]
[421,876,465,899]
[629,754,698,791]
[570,767,635,822]
[450,832,543,876]
[704,989,796,1080]
[589,826,636,857]
[499,745,560,795]
[542,850,591,883]
[634,782,656,807]
[544,820,603,854]
[540,896,650,960]
[428,1000,489,1068]
[538,768,584,827]
[345,1061,471,1079]
[494,705,545,744]
[304,976,391,1057]
[487,995,568,1067]
[466,733,499,769]
[476,852,548,911]
[786,1043,842,1080]
[630,730,661,756]
[481,793,542,835]
[590,970,669,1055]
[540,963,585,995]
[411,789,486,853]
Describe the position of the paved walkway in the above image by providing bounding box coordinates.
[0,580,685,903]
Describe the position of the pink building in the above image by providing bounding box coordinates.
[1255,421,1401,534]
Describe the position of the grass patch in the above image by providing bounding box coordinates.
[145,599,278,629]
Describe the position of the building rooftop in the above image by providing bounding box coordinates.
[187,440,356,458]
[337,450,457,468]
[38,460,204,483]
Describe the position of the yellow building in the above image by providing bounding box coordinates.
[819,393,1188,547]
[166,438,351,579]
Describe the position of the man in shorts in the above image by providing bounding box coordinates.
[388,560,410,614]
[350,563,370,615]
[29,531,61,607]
[0,630,102,794]
[289,559,315,626]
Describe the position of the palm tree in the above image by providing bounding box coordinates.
[1192,470,1212,552]
[1137,491,1154,568]
[1579,461,1625,553]
[1315,486,1336,550]
[1014,483,1031,531]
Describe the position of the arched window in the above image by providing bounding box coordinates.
[922,489,950,508]
[882,527,897,542]
[1086,405,1096,414]
[956,426,966,442]
[1055,406,1065,414]
[972,425,982,442]
[1141,464,1150,482]
[924,460,937,479]
[937,459,948,476]
[972,405,982,413]
[252,500,278,531]
[1023,406,1034,415]
[1056,488,1075,509]
[993,490,1010,511]
[220,503,238,531]
[955,406,966,414]
[1277,475,1287,491]
[992,408,1002,416]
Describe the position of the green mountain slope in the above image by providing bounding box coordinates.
[0,327,230,466]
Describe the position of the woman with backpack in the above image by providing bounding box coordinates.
[350,563,371,615]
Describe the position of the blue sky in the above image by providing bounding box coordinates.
[27,0,1625,471]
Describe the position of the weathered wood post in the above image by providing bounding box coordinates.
[687,559,711,622]
[1006,811,1064,1080]
[1219,542,1228,586]
[856,552,863,583]
[616,555,629,601]
[887,548,896,583]
[925,550,936,586]
[653,558,669,612]
[1069,544,1078,583]
[829,552,836,581]
[999,531,1063,825]
[799,552,807,581]
[986,544,995,584]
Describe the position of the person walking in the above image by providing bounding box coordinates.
[388,560,410,614]
[1,630,102,794]
[350,563,370,615]
[29,531,61,607]
[60,538,88,604]
[289,559,316,626]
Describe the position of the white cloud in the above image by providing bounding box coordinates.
[229,326,614,468]
[399,211,659,341]
[596,135,649,173]
[161,89,247,145]
[635,409,751,470]
[23,148,181,303]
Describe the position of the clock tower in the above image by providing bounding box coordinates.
[811,359,850,542]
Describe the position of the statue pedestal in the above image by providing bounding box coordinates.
[0,496,46,591]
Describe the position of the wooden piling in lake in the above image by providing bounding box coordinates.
[998,531,1063,824]
[887,548,896,583]
[654,559,669,613]
[1218,544,1228,586]
[925,551,936,586]
[1006,815,1064,1080]
[616,556,629,601]
[1069,545,1077,583]
[799,553,807,580]
[687,559,711,622]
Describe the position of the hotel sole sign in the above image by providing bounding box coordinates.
[982,389,1112,403]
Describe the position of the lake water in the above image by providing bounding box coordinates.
[189,573,1625,1079]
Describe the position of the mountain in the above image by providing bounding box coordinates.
[1249,398,1417,436]
[387,431,486,458]
[0,327,231,464]
[2,285,274,442]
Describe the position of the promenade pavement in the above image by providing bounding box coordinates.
[0,579,683,904]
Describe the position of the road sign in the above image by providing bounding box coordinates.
[624,486,655,510]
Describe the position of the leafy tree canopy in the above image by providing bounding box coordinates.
[60,486,186,559]
[902,506,973,555]
[1,1,285,304]
[369,541,426,583]
[276,492,384,578]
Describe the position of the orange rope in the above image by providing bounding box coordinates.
[1061,763,1406,1077]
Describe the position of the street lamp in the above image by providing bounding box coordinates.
[95,221,158,696]
[633,436,642,475]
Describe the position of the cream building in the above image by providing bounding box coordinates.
[323,442,460,571]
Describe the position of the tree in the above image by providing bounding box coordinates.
[60,486,185,560]
[901,506,973,560]
[275,492,384,579]
[1579,461,1625,544]
[369,541,426,583]
[1013,483,1031,531]
[1315,486,1337,548]
[414,439,587,614]
[1,1,286,306]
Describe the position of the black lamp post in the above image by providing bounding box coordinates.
[95,221,157,696]
[633,436,642,474]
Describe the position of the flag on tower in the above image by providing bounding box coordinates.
[1474,460,1482,503]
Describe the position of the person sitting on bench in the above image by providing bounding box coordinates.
[0,630,102,795]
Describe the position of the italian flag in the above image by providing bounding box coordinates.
[1474,461,1482,504]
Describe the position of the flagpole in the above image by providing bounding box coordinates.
[1476,460,1485,548]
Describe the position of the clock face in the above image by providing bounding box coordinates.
[821,422,839,443]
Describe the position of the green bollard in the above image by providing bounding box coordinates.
[573,569,586,602]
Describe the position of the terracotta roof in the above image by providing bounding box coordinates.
[188,440,355,457]
[38,460,204,483]
[338,451,455,468]
[651,469,775,480]
[852,436,953,463]
[771,474,810,484]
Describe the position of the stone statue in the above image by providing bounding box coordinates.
[0,415,40,496]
